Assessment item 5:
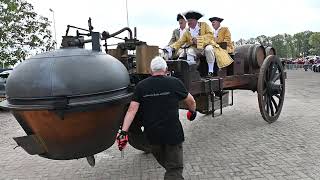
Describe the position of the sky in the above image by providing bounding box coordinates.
[28,0,320,48]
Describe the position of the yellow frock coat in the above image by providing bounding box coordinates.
[170,22,233,68]
[215,27,234,54]
[170,22,213,50]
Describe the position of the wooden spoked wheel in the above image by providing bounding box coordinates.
[258,55,285,123]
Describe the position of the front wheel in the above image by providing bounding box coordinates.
[257,55,285,123]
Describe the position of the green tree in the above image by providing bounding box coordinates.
[309,32,320,55]
[0,0,55,67]
[270,34,286,58]
[246,37,257,44]
[235,38,247,46]
[293,31,313,57]
[255,35,271,46]
[283,33,295,58]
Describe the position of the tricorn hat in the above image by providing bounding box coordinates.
[184,11,203,20]
[209,17,224,22]
[176,13,185,21]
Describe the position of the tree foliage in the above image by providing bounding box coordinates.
[235,30,319,58]
[255,35,271,46]
[270,34,286,57]
[235,38,246,46]
[309,32,320,55]
[283,34,295,58]
[0,0,55,67]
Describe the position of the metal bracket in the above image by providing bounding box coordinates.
[13,135,47,155]
[209,79,214,117]
[219,78,223,115]
[230,90,234,106]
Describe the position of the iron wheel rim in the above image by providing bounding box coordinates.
[258,55,285,123]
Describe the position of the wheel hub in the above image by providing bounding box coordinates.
[267,82,282,95]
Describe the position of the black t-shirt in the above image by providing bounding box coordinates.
[132,75,188,144]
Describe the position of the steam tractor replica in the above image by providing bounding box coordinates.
[0,19,286,166]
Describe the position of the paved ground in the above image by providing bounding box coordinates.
[0,69,320,180]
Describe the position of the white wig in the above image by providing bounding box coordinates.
[150,56,167,72]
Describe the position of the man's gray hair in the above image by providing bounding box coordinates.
[150,56,168,72]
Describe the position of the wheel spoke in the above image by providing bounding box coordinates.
[270,63,277,80]
[272,73,281,82]
[274,94,281,99]
[270,96,279,113]
[271,84,282,95]
[269,97,275,116]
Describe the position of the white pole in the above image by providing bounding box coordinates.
[49,8,57,49]
[126,0,129,27]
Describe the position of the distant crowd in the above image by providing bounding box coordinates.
[282,56,320,71]
[282,56,320,65]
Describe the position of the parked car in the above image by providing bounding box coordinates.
[0,69,12,102]
[312,64,320,72]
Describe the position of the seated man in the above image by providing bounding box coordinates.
[209,17,234,54]
[165,11,216,76]
[168,13,187,59]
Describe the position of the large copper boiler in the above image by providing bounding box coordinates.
[0,47,132,160]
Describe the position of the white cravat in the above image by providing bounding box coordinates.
[213,26,221,39]
[179,28,186,39]
[189,24,200,38]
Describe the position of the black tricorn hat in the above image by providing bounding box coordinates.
[209,17,224,22]
[176,13,185,21]
[184,11,203,20]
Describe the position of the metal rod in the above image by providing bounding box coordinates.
[109,27,133,39]
[113,36,126,41]
[219,78,222,115]
[65,26,70,36]
[231,90,234,106]
[212,92,215,117]
[67,25,90,33]
[210,80,214,118]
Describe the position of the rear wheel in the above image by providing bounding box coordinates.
[257,55,285,123]
[128,113,152,153]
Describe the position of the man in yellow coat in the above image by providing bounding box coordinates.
[167,13,187,59]
[168,14,187,46]
[209,17,234,54]
[165,11,216,76]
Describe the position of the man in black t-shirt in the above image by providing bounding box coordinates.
[117,56,197,179]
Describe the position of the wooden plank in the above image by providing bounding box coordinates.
[189,78,222,95]
[223,74,258,89]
